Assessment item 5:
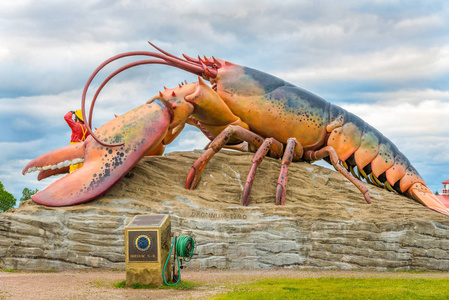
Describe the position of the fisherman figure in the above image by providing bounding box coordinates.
[64,110,90,172]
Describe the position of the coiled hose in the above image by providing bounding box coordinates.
[163,236,196,286]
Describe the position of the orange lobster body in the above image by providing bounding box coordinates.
[22,43,449,216]
[215,66,329,150]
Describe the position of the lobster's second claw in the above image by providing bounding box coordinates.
[23,99,172,207]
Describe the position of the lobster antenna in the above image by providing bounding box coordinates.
[182,53,200,63]
[88,59,170,128]
[81,45,217,147]
[148,41,185,62]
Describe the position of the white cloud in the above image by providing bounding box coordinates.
[276,46,449,84]
[395,15,444,29]
[0,140,45,159]
[356,88,449,104]
[166,128,211,152]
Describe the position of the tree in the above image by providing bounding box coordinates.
[0,181,17,213]
[20,187,39,202]
[435,191,440,195]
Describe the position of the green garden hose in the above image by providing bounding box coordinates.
[163,235,196,286]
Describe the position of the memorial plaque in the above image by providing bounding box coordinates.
[128,230,158,262]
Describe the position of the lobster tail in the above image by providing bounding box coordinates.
[408,183,449,216]
[326,103,448,215]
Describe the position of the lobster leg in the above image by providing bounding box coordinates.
[186,125,281,190]
[242,138,284,206]
[276,138,303,205]
[304,146,372,204]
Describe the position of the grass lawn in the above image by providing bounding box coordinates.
[211,277,449,300]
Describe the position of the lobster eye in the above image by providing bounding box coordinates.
[213,63,218,68]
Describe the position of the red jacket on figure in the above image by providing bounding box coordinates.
[64,111,90,143]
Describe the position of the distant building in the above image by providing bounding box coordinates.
[436,179,449,207]
[443,179,449,196]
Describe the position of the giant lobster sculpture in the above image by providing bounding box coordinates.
[22,42,449,216]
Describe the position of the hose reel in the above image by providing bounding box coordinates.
[163,235,197,286]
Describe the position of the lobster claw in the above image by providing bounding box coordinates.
[22,99,172,206]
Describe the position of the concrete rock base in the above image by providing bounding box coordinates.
[1,151,448,271]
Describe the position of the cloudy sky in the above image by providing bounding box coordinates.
[1,0,448,204]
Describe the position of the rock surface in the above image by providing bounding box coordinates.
[1,150,449,271]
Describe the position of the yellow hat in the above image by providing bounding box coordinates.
[74,110,84,122]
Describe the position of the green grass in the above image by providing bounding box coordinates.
[0,268,20,273]
[159,280,199,290]
[0,268,58,273]
[131,282,158,289]
[211,277,449,300]
[91,280,110,288]
[0,268,57,273]
[114,281,127,289]
[113,280,199,290]
[394,270,436,274]
[113,280,158,289]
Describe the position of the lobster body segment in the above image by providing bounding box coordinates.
[22,43,449,216]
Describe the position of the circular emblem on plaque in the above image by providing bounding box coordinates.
[135,234,152,252]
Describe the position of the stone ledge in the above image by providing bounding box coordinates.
[1,151,448,271]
